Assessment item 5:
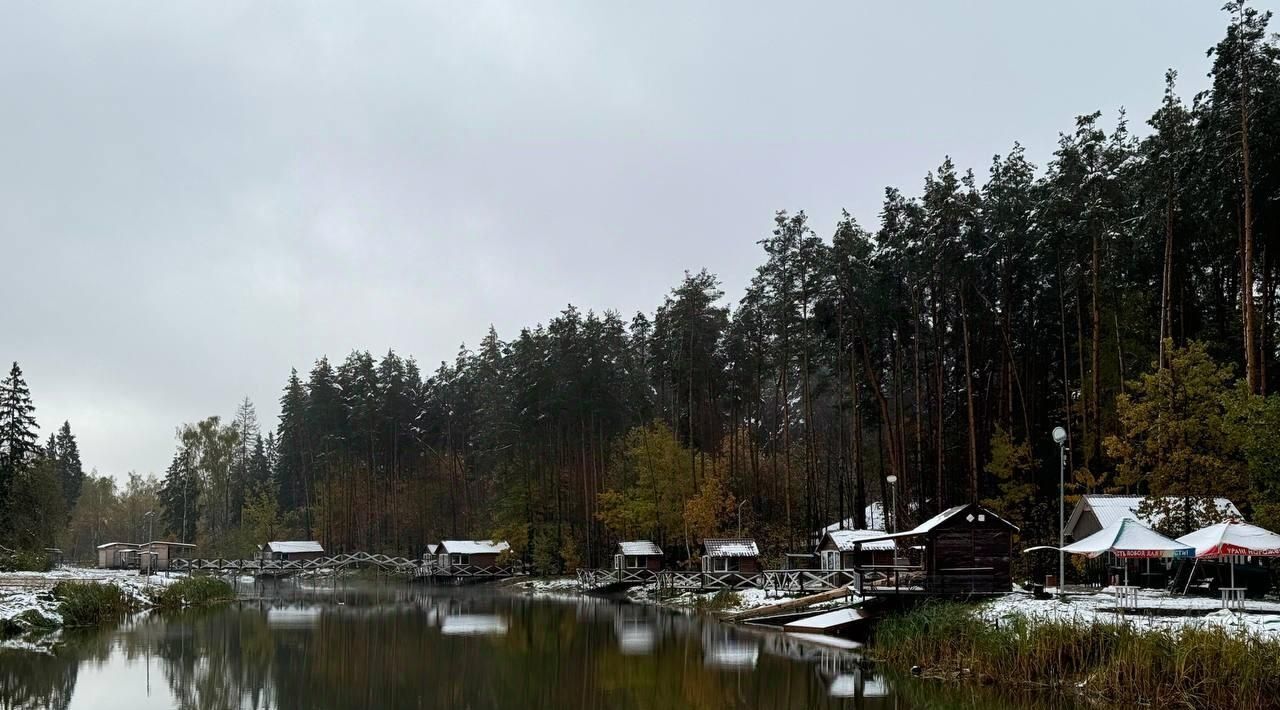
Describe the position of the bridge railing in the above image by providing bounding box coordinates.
[577,567,659,588]
[761,569,859,594]
[658,570,763,592]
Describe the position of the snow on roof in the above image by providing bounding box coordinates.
[426,544,439,555]
[617,541,662,556]
[826,504,1017,545]
[439,540,510,555]
[1068,495,1242,535]
[96,542,140,550]
[1176,521,1280,558]
[1059,518,1193,559]
[822,529,896,552]
[265,541,324,554]
[702,538,760,557]
[144,541,196,548]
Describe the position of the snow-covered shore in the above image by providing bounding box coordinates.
[0,567,184,650]
[980,587,1280,638]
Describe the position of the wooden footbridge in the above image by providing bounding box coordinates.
[577,567,862,595]
[170,552,524,582]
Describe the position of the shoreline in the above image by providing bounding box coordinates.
[0,568,235,652]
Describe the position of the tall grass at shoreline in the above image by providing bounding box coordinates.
[52,582,137,627]
[148,577,235,609]
[873,601,1280,708]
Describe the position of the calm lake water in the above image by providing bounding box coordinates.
[0,581,1067,709]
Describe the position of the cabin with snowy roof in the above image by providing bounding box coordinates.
[842,502,1017,595]
[437,540,511,570]
[1063,495,1242,541]
[699,538,761,574]
[262,541,325,561]
[816,529,896,570]
[613,541,664,571]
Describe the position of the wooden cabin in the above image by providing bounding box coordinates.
[437,540,511,570]
[816,529,895,570]
[847,502,1017,595]
[97,542,140,569]
[614,541,663,571]
[1063,494,1242,541]
[422,543,439,562]
[140,541,196,571]
[699,538,761,574]
[262,541,325,561]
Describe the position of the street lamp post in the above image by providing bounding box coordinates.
[1052,427,1068,597]
[885,475,898,533]
[737,499,749,538]
[143,511,155,576]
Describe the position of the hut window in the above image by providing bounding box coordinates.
[710,557,740,572]
[625,555,642,568]
[450,554,470,565]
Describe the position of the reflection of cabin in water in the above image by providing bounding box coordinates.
[700,538,762,573]
[614,541,663,571]
[844,502,1017,595]
[816,529,895,569]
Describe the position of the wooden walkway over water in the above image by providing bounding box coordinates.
[170,552,524,581]
[578,564,1006,597]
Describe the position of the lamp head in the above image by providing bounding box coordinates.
[886,475,898,485]
[1052,427,1068,445]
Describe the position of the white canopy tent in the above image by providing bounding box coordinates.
[1176,521,1280,591]
[1026,518,1193,587]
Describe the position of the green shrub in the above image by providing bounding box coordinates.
[0,549,52,572]
[52,582,136,627]
[149,577,234,609]
[13,609,58,632]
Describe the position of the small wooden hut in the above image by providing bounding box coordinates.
[816,529,895,570]
[262,541,325,562]
[699,538,761,574]
[614,541,663,571]
[437,540,511,569]
[96,542,140,569]
[141,541,197,571]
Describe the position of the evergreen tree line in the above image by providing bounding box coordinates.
[166,4,1274,574]
[0,362,87,555]
[8,5,1280,576]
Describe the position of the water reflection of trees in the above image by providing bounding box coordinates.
[0,646,78,710]
[2,590,1075,709]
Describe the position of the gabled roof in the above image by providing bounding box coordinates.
[617,541,662,556]
[828,503,1018,545]
[1065,495,1242,537]
[820,529,895,552]
[144,541,196,548]
[96,542,140,550]
[425,544,439,555]
[265,541,324,554]
[702,538,759,557]
[439,540,510,555]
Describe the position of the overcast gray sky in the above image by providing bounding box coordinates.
[0,2,1250,480]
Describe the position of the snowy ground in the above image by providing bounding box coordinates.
[981,587,1280,638]
[0,567,185,651]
